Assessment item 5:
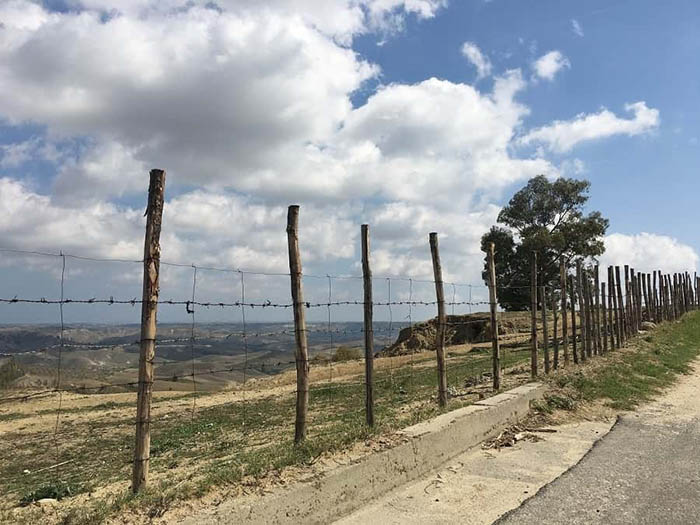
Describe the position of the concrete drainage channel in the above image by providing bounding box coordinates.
[181,383,546,525]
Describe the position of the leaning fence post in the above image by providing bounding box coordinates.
[530,251,538,377]
[594,264,602,354]
[615,266,625,344]
[487,242,501,390]
[429,233,448,407]
[132,169,166,494]
[287,205,310,443]
[541,285,550,374]
[560,259,569,365]
[576,261,587,362]
[602,282,608,354]
[361,225,374,427]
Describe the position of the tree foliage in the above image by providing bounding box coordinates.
[481,175,609,310]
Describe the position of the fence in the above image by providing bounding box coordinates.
[0,169,697,509]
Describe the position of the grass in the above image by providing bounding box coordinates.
[540,311,700,412]
[9,311,700,524]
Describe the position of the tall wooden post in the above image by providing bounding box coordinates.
[602,282,608,354]
[530,252,538,377]
[560,259,569,365]
[624,265,631,337]
[133,169,166,493]
[608,267,617,349]
[583,272,593,358]
[570,275,578,364]
[541,286,550,374]
[594,265,602,354]
[487,243,501,390]
[576,261,587,362]
[429,233,448,407]
[615,266,625,344]
[287,205,310,443]
[552,293,559,369]
[361,225,374,427]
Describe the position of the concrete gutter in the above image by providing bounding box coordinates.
[180,382,546,525]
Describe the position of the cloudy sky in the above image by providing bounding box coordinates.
[1,0,699,323]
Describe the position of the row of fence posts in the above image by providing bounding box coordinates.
[528,253,699,381]
[130,170,697,492]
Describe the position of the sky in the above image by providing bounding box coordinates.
[0,0,699,324]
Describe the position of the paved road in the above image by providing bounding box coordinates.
[500,376,700,524]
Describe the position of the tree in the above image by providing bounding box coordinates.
[481,175,609,310]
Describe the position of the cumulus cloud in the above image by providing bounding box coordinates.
[519,102,660,153]
[532,50,570,81]
[461,42,492,79]
[600,233,698,274]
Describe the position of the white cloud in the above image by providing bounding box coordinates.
[601,233,698,274]
[461,41,492,79]
[571,19,584,37]
[520,102,660,153]
[532,50,570,81]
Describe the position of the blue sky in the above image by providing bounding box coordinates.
[0,0,698,323]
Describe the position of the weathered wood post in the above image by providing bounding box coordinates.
[583,271,593,358]
[287,205,310,443]
[560,259,569,365]
[552,292,559,369]
[429,233,448,407]
[615,266,625,344]
[530,251,538,377]
[487,242,501,390]
[576,261,587,362]
[602,282,608,354]
[625,266,632,334]
[360,225,374,427]
[133,169,166,493]
[541,286,550,374]
[608,266,617,349]
[594,264,602,354]
[570,275,579,364]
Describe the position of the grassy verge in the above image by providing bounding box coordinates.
[0,345,532,524]
[536,311,700,416]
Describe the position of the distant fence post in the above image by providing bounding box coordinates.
[560,259,569,365]
[594,264,602,354]
[541,285,550,374]
[132,168,166,494]
[602,282,608,354]
[530,251,538,377]
[361,225,375,427]
[615,266,625,345]
[576,261,587,362]
[570,275,578,364]
[287,205,310,443]
[552,292,559,369]
[487,242,501,390]
[429,233,448,407]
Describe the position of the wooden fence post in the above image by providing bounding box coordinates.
[287,205,310,443]
[530,252,538,377]
[608,266,617,350]
[429,233,448,407]
[594,264,602,355]
[133,169,166,493]
[576,262,587,362]
[552,292,559,369]
[602,282,608,354]
[615,266,625,344]
[570,275,578,364]
[583,271,593,358]
[487,242,501,390]
[541,285,550,374]
[624,265,631,337]
[360,225,374,427]
[560,259,569,365]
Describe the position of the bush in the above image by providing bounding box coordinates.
[20,481,75,505]
[331,347,362,362]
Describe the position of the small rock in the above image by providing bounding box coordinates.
[641,321,656,331]
[36,498,58,506]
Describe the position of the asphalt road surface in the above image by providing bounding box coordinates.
[500,378,700,524]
